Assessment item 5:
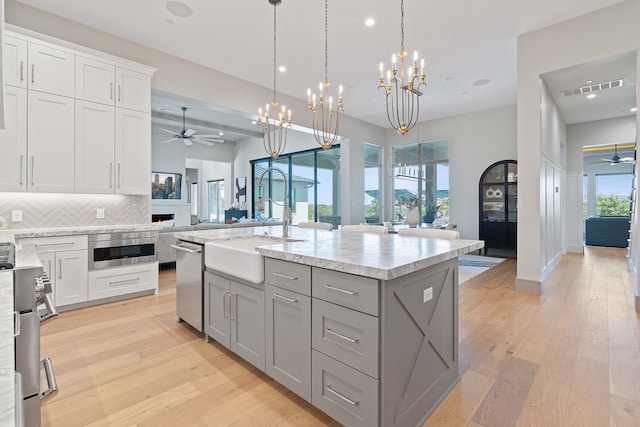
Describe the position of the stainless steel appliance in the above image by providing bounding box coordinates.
[172,241,204,332]
[6,242,59,427]
[88,231,158,270]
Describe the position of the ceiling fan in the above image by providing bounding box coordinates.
[602,144,634,165]
[159,107,224,146]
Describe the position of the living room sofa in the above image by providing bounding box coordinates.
[584,216,630,248]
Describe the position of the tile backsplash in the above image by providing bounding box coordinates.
[0,193,150,229]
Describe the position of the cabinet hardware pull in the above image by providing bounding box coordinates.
[58,259,62,280]
[222,291,229,318]
[325,327,360,343]
[31,64,35,84]
[230,293,236,321]
[117,163,121,188]
[109,163,113,188]
[14,311,20,337]
[109,277,140,286]
[30,156,35,185]
[35,242,75,248]
[20,61,24,81]
[272,272,297,281]
[110,83,113,100]
[117,84,121,102]
[324,284,359,296]
[273,293,298,303]
[170,244,201,255]
[324,384,359,406]
[19,155,24,185]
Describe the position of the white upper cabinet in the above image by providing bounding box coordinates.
[0,86,27,191]
[3,35,28,88]
[115,67,151,112]
[115,108,151,195]
[75,100,116,193]
[27,42,75,97]
[27,90,75,193]
[75,57,115,105]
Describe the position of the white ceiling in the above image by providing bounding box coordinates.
[14,0,634,133]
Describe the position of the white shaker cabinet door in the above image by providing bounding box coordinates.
[115,108,150,195]
[27,42,75,97]
[0,86,27,191]
[75,100,116,193]
[75,56,116,106]
[54,250,88,307]
[27,91,75,193]
[115,67,150,112]
[3,35,28,88]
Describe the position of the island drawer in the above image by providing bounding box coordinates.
[312,299,379,378]
[18,235,88,252]
[312,268,379,316]
[88,262,158,300]
[265,258,311,296]
[312,349,379,427]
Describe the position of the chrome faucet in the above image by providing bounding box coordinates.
[257,167,291,238]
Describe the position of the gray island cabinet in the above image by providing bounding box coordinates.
[176,226,483,427]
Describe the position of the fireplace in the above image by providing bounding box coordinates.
[152,214,175,227]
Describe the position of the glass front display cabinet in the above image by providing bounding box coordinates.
[479,160,517,254]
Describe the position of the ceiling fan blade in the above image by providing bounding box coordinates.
[184,138,193,146]
[620,157,635,162]
[184,129,197,137]
[192,138,216,146]
[158,128,178,135]
[161,138,179,144]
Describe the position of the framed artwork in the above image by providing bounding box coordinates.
[152,172,182,199]
[235,177,247,202]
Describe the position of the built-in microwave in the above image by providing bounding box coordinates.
[88,231,158,270]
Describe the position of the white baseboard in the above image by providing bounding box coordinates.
[515,278,543,295]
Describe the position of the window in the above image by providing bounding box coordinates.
[364,144,382,223]
[251,145,340,227]
[391,140,449,224]
[595,173,632,216]
[190,182,198,216]
[207,180,225,222]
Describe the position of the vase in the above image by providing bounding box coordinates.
[406,208,420,228]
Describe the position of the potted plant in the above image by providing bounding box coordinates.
[399,193,421,227]
[423,203,440,224]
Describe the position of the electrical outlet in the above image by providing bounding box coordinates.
[423,287,433,303]
[96,208,105,219]
[12,210,22,222]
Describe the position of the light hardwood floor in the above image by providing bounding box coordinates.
[40,247,640,426]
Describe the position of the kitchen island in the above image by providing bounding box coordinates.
[176,226,483,427]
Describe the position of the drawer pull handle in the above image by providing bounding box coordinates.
[35,242,75,248]
[109,277,140,286]
[272,272,297,281]
[324,284,359,296]
[273,293,298,303]
[325,327,360,344]
[325,384,359,406]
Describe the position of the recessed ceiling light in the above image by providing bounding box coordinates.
[472,79,490,87]
[443,76,453,82]
[462,91,470,96]
[632,107,638,112]
[166,1,193,18]
[586,93,597,99]
[251,120,257,125]
[279,65,287,72]
[165,19,174,24]
[585,80,593,84]
[365,18,375,26]
[159,107,173,113]
[218,132,224,136]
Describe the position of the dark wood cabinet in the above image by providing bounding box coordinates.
[479,160,517,254]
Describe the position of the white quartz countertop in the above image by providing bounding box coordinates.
[0,224,161,241]
[176,225,484,280]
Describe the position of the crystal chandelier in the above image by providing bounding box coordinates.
[257,0,291,159]
[307,0,343,150]
[378,0,426,136]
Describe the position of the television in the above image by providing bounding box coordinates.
[152,172,182,199]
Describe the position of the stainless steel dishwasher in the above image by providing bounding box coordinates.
[172,240,204,332]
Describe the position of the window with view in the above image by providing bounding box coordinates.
[251,145,341,228]
[364,144,382,224]
[595,173,632,217]
[207,180,225,223]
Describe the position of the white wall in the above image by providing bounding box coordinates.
[386,105,517,240]
[517,0,640,301]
